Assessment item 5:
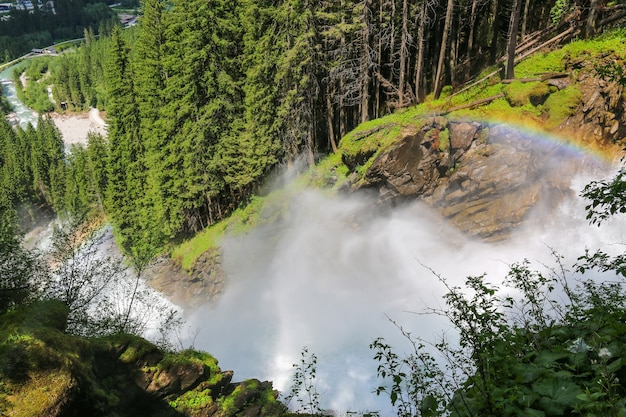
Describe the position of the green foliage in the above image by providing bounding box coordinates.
[0,114,68,214]
[582,169,626,226]
[371,333,447,417]
[596,61,626,86]
[12,58,54,113]
[550,0,570,25]
[0,208,43,312]
[283,347,323,416]
[51,31,112,111]
[373,252,626,417]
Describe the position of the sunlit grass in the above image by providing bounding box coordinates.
[171,221,227,270]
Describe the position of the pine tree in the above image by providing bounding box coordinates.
[274,0,322,166]
[134,0,165,141]
[217,0,285,200]
[86,132,107,212]
[153,0,242,234]
[105,25,147,254]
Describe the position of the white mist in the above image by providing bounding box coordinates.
[186,169,625,415]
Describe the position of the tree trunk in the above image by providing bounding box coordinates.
[306,129,315,166]
[375,0,383,118]
[521,0,530,38]
[398,0,409,106]
[489,0,501,64]
[339,0,347,138]
[327,92,337,153]
[466,0,479,64]
[505,0,522,79]
[414,0,426,102]
[586,0,599,38]
[389,0,397,73]
[450,15,459,86]
[434,0,454,99]
[360,0,372,123]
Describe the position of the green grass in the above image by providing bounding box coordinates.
[171,221,227,270]
[304,152,350,189]
[171,188,295,271]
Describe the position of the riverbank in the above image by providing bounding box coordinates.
[49,108,107,145]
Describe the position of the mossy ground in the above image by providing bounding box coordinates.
[0,300,88,416]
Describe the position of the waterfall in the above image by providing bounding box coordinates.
[185,167,625,414]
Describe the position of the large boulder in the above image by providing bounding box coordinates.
[359,130,443,201]
[348,121,587,240]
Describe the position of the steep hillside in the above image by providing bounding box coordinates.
[164,30,625,301]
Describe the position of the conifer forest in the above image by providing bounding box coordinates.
[1,0,622,260]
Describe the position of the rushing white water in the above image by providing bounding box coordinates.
[0,63,39,128]
[185,167,625,415]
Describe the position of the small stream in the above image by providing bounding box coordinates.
[0,62,39,128]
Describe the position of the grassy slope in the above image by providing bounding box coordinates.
[171,29,626,271]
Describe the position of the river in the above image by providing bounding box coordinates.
[0,62,39,128]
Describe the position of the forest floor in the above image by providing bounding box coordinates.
[50,108,107,145]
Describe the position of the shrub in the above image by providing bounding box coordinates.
[373,258,626,417]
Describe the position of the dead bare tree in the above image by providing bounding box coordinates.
[434,0,455,99]
[505,0,523,79]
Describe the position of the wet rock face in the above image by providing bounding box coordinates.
[360,131,441,201]
[349,120,584,241]
[561,53,626,143]
[146,248,225,309]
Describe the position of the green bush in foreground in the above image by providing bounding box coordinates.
[372,256,626,417]
[371,168,626,417]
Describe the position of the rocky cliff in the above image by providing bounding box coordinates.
[146,248,225,309]
[149,39,625,310]
[339,51,625,241]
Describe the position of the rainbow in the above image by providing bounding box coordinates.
[473,116,622,167]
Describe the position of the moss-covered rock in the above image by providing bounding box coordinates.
[503,81,551,107]
[0,302,289,417]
